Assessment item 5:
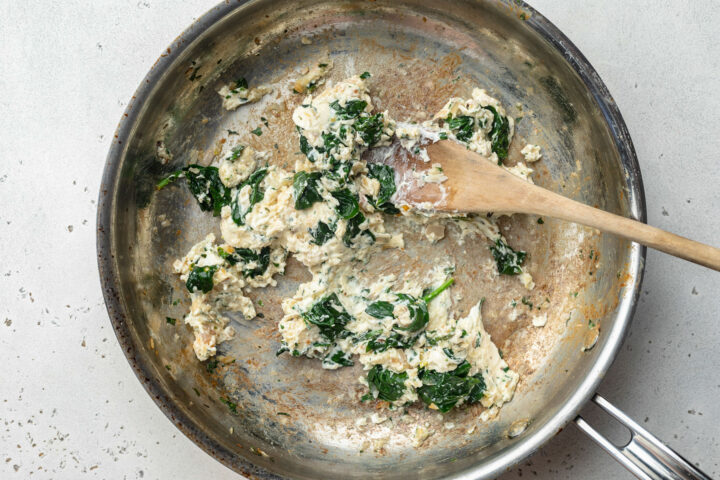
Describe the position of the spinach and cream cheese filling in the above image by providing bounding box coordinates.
[159,72,543,418]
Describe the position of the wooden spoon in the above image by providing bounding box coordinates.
[399,140,720,271]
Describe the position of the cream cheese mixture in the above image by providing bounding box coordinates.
[161,70,543,417]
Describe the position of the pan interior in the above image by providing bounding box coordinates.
[104,1,641,478]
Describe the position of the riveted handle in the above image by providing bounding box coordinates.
[574,395,712,480]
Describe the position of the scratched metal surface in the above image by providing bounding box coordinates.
[97,1,644,479]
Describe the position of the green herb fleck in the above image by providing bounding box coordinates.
[205,358,219,373]
[220,397,238,415]
[521,296,533,309]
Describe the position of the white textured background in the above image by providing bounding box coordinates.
[1,1,718,478]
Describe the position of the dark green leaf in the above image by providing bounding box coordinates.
[343,212,374,247]
[186,264,218,293]
[302,293,354,341]
[446,114,475,142]
[293,171,324,210]
[359,71,371,79]
[322,125,347,152]
[393,293,429,332]
[219,246,271,277]
[329,99,368,119]
[483,105,510,162]
[309,221,336,245]
[366,365,407,402]
[165,317,176,325]
[489,238,526,275]
[326,161,352,185]
[354,113,385,146]
[331,188,360,219]
[251,127,262,136]
[365,301,395,319]
[231,168,269,225]
[157,165,231,216]
[299,135,311,157]
[366,163,399,214]
[417,361,486,412]
[322,346,354,368]
[234,78,248,90]
[366,331,418,353]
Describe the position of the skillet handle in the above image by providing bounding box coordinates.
[574,395,712,480]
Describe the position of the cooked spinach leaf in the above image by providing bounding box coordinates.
[366,365,407,402]
[299,135,311,157]
[366,331,418,353]
[364,278,453,333]
[393,293,430,332]
[359,71,371,79]
[366,163,399,214]
[365,301,395,319]
[446,114,475,143]
[302,293,353,341]
[322,345,354,368]
[186,264,218,293]
[231,168,268,225]
[489,238,526,275]
[322,125,347,151]
[157,164,231,216]
[293,171,324,210]
[417,361,486,412]
[219,246,271,277]
[343,212,374,247]
[330,188,360,219]
[329,99,368,119]
[354,113,385,146]
[326,161,352,185]
[483,105,510,163]
[309,221,336,245]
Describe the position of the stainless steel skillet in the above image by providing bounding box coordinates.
[96,1,710,478]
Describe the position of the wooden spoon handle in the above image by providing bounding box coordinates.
[523,185,720,271]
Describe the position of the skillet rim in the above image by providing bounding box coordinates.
[96,1,647,478]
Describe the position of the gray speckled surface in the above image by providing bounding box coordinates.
[1,1,718,478]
